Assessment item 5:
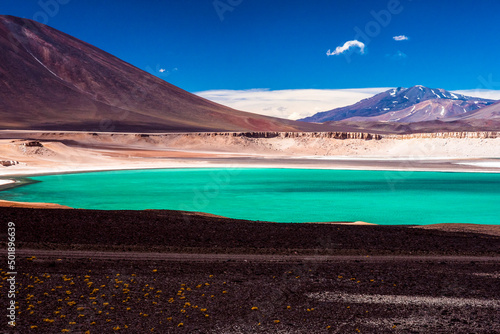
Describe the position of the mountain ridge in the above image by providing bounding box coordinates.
[300,85,496,123]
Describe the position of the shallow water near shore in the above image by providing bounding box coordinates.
[1,168,500,225]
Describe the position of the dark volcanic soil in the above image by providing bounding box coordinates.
[0,208,499,333]
[1,208,499,255]
[2,256,499,333]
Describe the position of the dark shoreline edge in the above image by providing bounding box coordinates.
[0,176,39,191]
[1,207,499,257]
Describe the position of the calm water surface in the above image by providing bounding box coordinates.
[1,168,499,225]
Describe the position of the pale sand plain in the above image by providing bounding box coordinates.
[0,130,499,178]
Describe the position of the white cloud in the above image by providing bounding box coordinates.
[326,40,365,56]
[393,35,409,41]
[196,88,500,121]
[159,68,166,73]
[195,88,390,120]
[452,89,500,100]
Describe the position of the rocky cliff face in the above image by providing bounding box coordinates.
[4,131,499,143]
[383,131,500,139]
[179,131,499,140]
[187,132,382,140]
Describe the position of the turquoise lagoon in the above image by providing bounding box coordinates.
[1,168,499,225]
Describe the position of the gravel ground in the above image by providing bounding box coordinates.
[2,256,499,333]
[0,208,499,333]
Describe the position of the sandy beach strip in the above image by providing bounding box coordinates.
[1,156,500,179]
[0,200,72,209]
[0,179,15,186]
[457,161,500,168]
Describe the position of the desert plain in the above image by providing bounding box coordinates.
[0,130,499,177]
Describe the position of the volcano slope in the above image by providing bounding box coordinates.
[0,15,322,133]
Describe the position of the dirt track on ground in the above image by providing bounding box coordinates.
[3,249,500,263]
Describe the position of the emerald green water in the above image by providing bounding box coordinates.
[1,168,499,225]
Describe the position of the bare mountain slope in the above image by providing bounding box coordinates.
[300,86,494,123]
[451,101,500,120]
[0,15,318,132]
[346,99,489,123]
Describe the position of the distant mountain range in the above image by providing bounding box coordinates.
[0,15,322,132]
[0,15,499,134]
[300,86,497,123]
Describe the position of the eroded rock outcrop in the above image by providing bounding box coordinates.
[0,160,19,166]
[187,131,383,140]
[187,131,499,140]
[384,131,500,139]
[22,141,43,147]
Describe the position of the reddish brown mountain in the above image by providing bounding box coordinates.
[0,15,318,132]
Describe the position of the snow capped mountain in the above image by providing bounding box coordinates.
[346,99,493,123]
[299,86,496,123]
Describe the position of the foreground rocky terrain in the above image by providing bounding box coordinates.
[1,208,499,333]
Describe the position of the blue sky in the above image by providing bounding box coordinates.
[2,0,500,94]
